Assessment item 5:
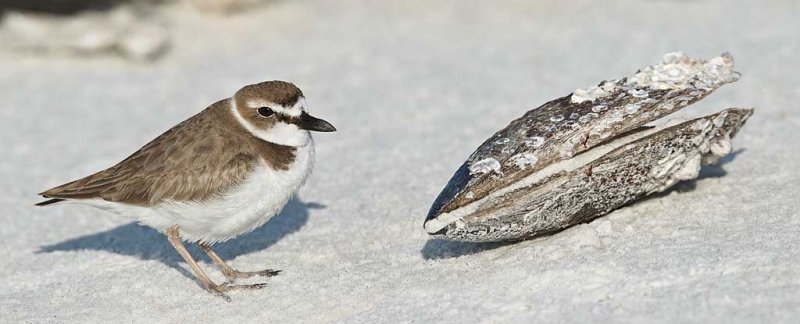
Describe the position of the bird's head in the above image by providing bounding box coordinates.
[232,80,336,147]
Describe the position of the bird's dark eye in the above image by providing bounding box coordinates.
[257,107,275,118]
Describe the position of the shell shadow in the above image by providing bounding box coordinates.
[420,239,513,260]
[419,149,746,260]
[645,148,745,198]
[38,196,322,279]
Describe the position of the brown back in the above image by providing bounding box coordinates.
[40,99,297,206]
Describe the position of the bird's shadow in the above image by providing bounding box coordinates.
[38,196,323,280]
[420,149,746,260]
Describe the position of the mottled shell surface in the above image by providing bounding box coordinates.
[424,52,753,242]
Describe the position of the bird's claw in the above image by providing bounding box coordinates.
[208,282,269,301]
[223,268,281,280]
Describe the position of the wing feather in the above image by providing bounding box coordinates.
[40,105,260,206]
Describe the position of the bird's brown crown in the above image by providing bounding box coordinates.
[234,80,304,107]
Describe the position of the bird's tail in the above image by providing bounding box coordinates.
[35,198,66,207]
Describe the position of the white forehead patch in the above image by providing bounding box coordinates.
[246,96,305,117]
[231,99,310,147]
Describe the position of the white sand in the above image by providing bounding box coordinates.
[1,1,798,322]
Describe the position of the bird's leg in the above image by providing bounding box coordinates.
[199,242,281,281]
[165,226,267,301]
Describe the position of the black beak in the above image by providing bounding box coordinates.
[295,111,336,132]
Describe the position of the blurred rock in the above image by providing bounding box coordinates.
[0,0,126,14]
[182,0,268,14]
[0,5,170,61]
[0,0,268,15]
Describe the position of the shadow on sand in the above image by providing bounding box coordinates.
[420,149,746,260]
[39,196,323,280]
[420,239,514,260]
[644,148,745,197]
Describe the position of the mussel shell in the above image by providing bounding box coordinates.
[426,108,752,242]
[424,53,751,242]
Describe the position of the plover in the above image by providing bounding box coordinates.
[37,80,335,299]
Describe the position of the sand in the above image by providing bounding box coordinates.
[1,0,798,323]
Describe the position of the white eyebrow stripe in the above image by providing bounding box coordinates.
[246,98,304,117]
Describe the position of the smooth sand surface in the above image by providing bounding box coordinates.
[2,1,798,322]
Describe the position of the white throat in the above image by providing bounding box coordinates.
[230,98,311,147]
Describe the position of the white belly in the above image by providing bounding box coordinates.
[83,141,315,244]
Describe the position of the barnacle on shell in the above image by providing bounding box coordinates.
[424,52,753,242]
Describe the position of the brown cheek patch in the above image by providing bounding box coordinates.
[237,101,277,130]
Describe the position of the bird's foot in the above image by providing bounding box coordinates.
[222,268,281,280]
[207,282,269,302]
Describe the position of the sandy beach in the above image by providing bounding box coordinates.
[1,1,798,322]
